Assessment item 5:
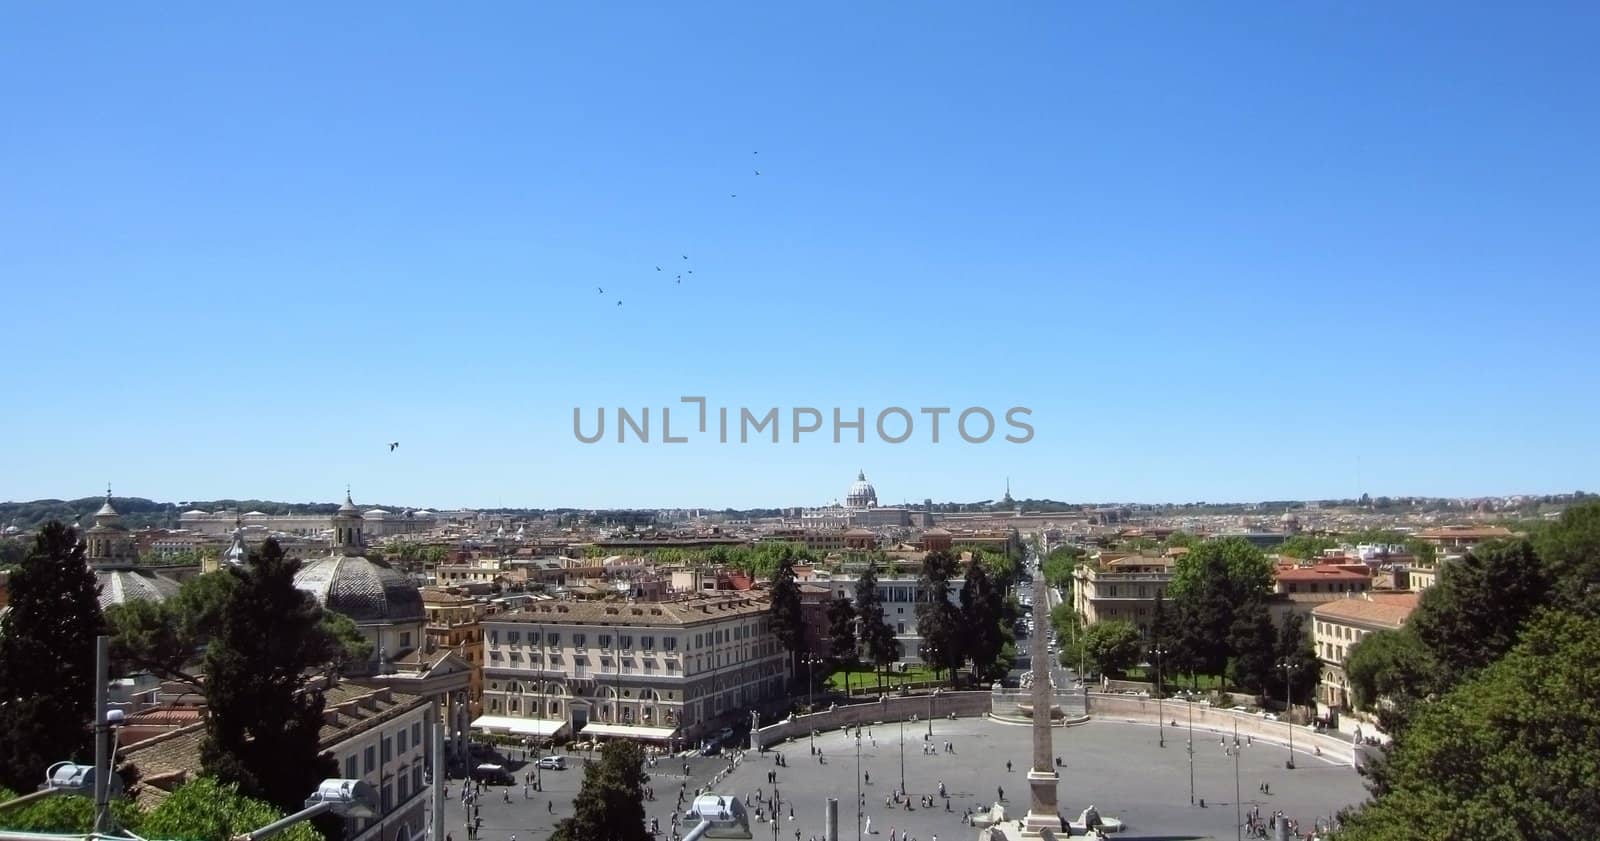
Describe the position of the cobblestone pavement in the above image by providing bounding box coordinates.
[441,716,1368,840]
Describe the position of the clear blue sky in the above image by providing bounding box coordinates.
[3,3,1597,509]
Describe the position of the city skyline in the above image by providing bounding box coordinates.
[4,4,1597,507]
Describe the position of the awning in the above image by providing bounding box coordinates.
[578,722,679,741]
[470,715,569,738]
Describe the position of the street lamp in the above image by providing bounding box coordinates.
[1232,718,1243,841]
[1151,645,1168,748]
[927,689,935,739]
[855,730,864,841]
[804,655,825,712]
[899,715,907,795]
[1186,691,1195,805]
[1278,659,1300,770]
[232,779,378,841]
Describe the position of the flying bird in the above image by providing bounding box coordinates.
[731,194,737,198]
[389,442,399,452]
[597,287,604,294]
[755,170,760,175]
[682,255,688,260]
[616,299,623,306]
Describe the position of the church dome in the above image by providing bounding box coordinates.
[846,470,878,509]
[293,554,425,625]
[97,567,181,610]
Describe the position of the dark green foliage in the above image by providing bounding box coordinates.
[1167,537,1274,686]
[825,596,858,667]
[1535,502,1600,616]
[915,551,964,686]
[1336,611,1600,841]
[1342,628,1438,742]
[1410,539,1551,685]
[768,557,804,685]
[854,562,900,688]
[1080,620,1142,678]
[1277,535,1340,560]
[1041,545,1084,589]
[959,560,1008,683]
[1226,596,1277,694]
[198,539,340,821]
[550,740,650,841]
[0,522,106,792]
[1273,611,1320,708]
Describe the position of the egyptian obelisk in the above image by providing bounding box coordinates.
[1022,546,1060,837]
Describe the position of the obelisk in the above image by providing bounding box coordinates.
[1022,550,1060,837]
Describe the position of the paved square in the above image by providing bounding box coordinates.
[442,716,1368,840]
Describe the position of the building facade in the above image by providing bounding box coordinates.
[1311,594,1419,725]
[475,595,787,746]
[810,572,963,664]
[1070,555,1173,632]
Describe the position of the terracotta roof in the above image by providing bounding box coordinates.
[1275,564,1371,582]
[1415,525,1514,540]
[1313,596,1418,628]
[494,595,770,627]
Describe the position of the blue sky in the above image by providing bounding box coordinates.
[3,3,1597,509]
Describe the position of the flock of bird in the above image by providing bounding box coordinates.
[594,151,763,309]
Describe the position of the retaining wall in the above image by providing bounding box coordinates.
[754,691,991,749]
[1084,693,1366,769]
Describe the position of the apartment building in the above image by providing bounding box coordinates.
[122,682,435,841]
[1311,593,1420,723]
[474,594,787,746]
[422,588,485,716]
[1070,555,1173,632]
[810,572,963,664]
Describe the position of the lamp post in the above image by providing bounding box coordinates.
[1278,659,1300,770]
[855,730,864,841]
[1232,717,1242,841]
[1152,645,1167,748]
[899,715,907,795]
[804,655,825,712]
[927,689,935,739]
[1186,691,1195,805]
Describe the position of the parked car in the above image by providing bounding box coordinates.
[536,755,568,770]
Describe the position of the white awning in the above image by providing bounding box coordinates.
[470,715,568,737]
[579,722,678,741]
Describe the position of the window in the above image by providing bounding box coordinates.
[397,729,407,754]
[599,634,612,649]
[643,636,655,650]
[364,746,376,774]
[548,633,561,647]
[413,722,422,746]
[490,631,499,645]
[381,783,392,814]
[529,632,541,646]
[345,755,358,780]
[400,631,411,648]
[398,773,409,801]
[508,631,521,644]
[574,633,586,648]
[664,636,677,651]
[382,736,392,763]
[621,635,633,650]
[413,763,423,793]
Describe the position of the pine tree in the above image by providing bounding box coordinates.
[854,562,899,690]
[959,559,1006,684]
[1226,595,1277,694]
[916,551,964,687]
[0,522,105,792]
[826,596,858,667]
[550,740,650,841]
[768,557,804,689]
[198,538,340,822]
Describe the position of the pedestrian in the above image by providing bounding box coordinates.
[864,817,872,834]
[865,771,870,784]
[998,786,1004,801]
[548,801,554,813]
[1006,760,1013,772]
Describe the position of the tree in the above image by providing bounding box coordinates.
[1273,611,1320,709]
[1080,620,1142,678]
[1226,596,1277,694]
[1167,537,1274,687]
[1535,501,1600,616]
[960,560,1007,684]
[916,551,964,687]
[1041,545,1085,590]
[198,538,342,823]
[1336,610,1600,840]
[1409,539,1551,687]
[768,557,804,689]
[0,522,106,792]
[854,562,900,689]
[825,596,858,667]
[0,792,142,835]
[1277,535,1340,560]
[550,740,650,841]
[1342,628,1438,741]
[139,776,324,841]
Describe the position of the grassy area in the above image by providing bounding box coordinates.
[1120,666,1226,691]
[824,665,942,693]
